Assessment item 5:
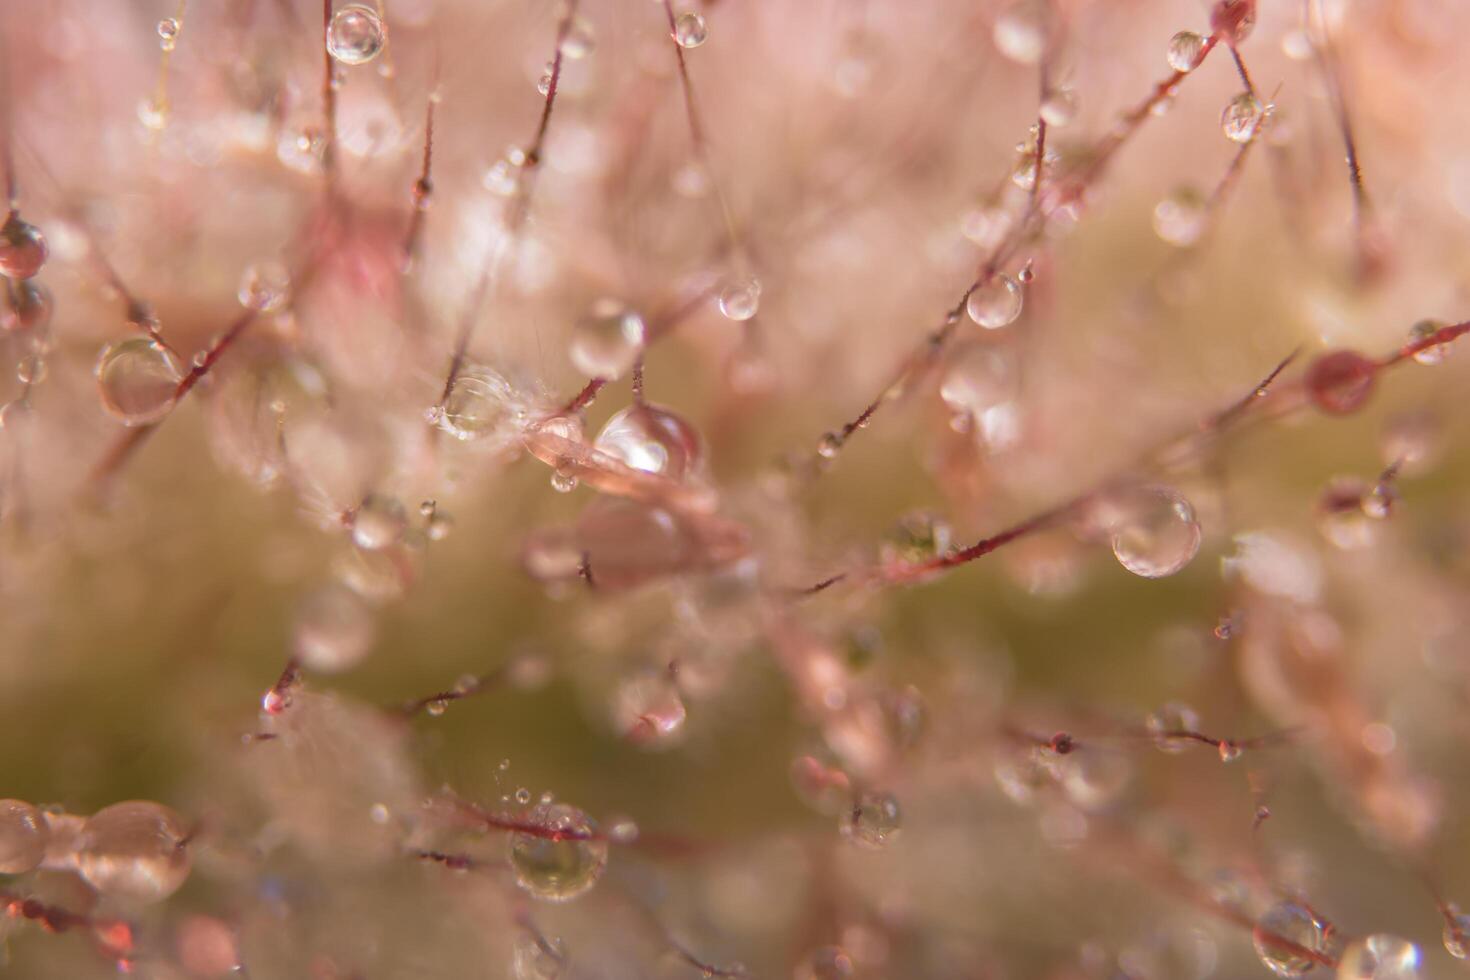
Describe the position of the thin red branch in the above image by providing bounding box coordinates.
[437,0,581,408]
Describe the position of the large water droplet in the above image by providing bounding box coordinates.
[507,802,607,902]
[327,4,385,65]
[96,339,182,426]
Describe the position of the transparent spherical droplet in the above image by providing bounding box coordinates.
[293,584,375,673]
[717,277,761,321]
[612,671,687,747]
[1039,86,1078,126]
[1443,909,1470,959]
[352,494,407,550]
[940,343,1016,419]
[993,0,1045,64]
[327,4,385,65]
[0,214,48,281]
[96,338,182,426]
[437,367,522,442]
[1408,319,1449,365]
[0,799,49,874]
[674,11,707,48]
[840,792,900,848]
[559,17,595,60]
[885,510,952,563]
[1221,92,1265,143]
[157,17,179,51]
[76,801,192,903]
[569,299,645,379]
[797,945,855,980]
[1211,0,1256,44]
[994,745,1058,805]
[3,279,52,333]
[1059,749,1132,810]
[238,260,291,313]
[550,468,578,493]
[816,432,841,459]
[1336,935,1420,979]
[1316,476,1376,549]
[1253,901,1330,978]
[536,61,554,96]
[1110,487,1201,578]
[1146,702,1201,754]
[966,273,1023,329]
[507,802,608,902]
[593,402,703,479]
[1167,30,1206,72]
[16,353,45,385]
[1153,186,1207,246]
[483,154,524,197]
[1306,349,1376,415]
[512,931,567,980]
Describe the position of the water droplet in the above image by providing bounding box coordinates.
[426,511,454,541]
[1221,92,1265,143]
[1109,486,1201,578]
[0,799,49,875]
[2,279,53,333]
[515,788,532,805]
[1153,186,1207,246]
[1058,749,1132,810]
[293,584,375,673]
[797,945,855,980]
[1408,319,1449,365]
[940,343,1016,420]
[352,494,407,551]
[327,4,385,66]
[262,687,290,715]
[157,17,179,51]
[1217,740,1242,763]
[1039,86,1078,126]
[1443,908,1470,959]
[76,801,192,903]
[1166,30,1206,72]
[550,468,578,493]
[593,402,703,479]
[96,339,182,426]
[512,931,567,980]
[569,299,645,379]
[674,11,708,48]
[717,277,761,321]
[0,214,48,281]
[536,61,554,96]
[1337,935,1419,979]
[425,699,447,717]
[1254,902,1331,978]
[16,354,45,385]
[507,802,608,902]
[993,0,1046,64]
[559,17,595,60]
[483,153,524,197]
[437,366,522,441]
[966,274,1023,329]
[1306,349,1376,415]
[816,432,842,459]
[1146,702,1201,754]
[841,791,901,848]
[1337,935,1421,979]
[612,671,687,747]
[238,261,291,313]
